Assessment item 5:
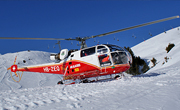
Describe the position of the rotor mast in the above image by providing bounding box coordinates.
[75,37,88,49]
[80,40,87,49]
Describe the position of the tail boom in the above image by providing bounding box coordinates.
[16,63,63,74]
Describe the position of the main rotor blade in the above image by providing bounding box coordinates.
[91,15,179,38]
[0,15,179,42]
[0,37,75,41]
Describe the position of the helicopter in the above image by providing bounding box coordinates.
[0,15,179,84]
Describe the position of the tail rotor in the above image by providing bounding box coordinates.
[7,56,23,82]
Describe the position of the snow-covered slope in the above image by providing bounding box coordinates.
[0,27,180,110]
[0,51,61,91]
[132,26,180,70]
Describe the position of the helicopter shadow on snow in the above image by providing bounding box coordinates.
[84,76,118,84]
[84,72,166,84]
[134,72,166,78]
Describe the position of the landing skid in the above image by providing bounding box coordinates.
[57,73,125,85]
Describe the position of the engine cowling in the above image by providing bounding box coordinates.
[50,53,60,61]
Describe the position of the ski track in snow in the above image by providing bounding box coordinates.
[0,82,108,110]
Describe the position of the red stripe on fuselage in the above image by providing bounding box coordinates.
[17,60,130,79]
[17,60,99,74]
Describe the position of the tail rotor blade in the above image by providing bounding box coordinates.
[14,72,18,77]
[14,56,17,65]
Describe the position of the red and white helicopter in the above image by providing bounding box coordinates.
[0,15,179,84]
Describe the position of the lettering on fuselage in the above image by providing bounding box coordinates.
[70,64,81,69]
[43,66,60,72]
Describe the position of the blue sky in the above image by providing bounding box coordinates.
[0,0,180,54]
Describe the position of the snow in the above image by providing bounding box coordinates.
[0,27,180,110]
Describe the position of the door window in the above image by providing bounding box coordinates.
[98,54,111,67]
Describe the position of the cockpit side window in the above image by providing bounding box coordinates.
[97,46,108,55]
[81,47,95,57]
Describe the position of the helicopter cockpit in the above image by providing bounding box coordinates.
[97,44,132,67]
[107,44,132,64]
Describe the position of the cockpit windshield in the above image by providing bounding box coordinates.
[105,44,125,52]
[104,44,132,65]
[111,52,129,64]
